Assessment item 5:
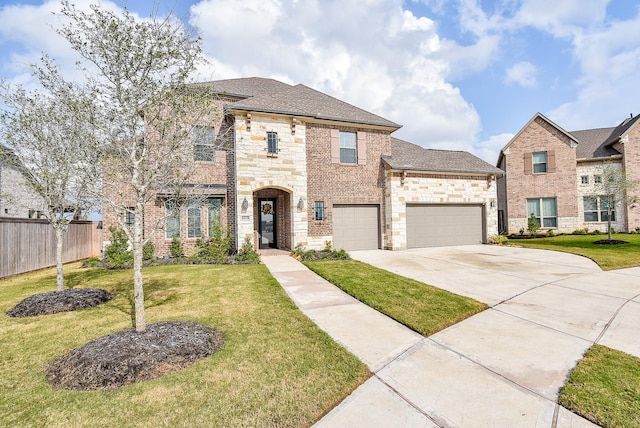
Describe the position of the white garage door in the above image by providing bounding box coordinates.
[406,204,484,248]
[333,205,380,251]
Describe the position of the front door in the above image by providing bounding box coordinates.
[259,198,277,249]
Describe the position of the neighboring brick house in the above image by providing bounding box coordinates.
[0,146,47,219]
[497,112,640,234]
[104,77,502,255]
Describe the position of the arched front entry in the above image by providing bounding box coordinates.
[253,188,292,250]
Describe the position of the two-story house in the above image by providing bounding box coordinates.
[103,77,502,255]
[0,145,48,219]
[497,112,640,234]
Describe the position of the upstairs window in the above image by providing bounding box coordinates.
[339,131,357,164]
[267,132,278,155]
[193,126,215,161]
[594,175,602,184]
[581,175,589,184]
[314,201,324,221]
[532,151,547,173]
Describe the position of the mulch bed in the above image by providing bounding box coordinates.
[46,321,224,390]
[6,288,115,318]
[594,239,629,245]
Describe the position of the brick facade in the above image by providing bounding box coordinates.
[500,113,640,234]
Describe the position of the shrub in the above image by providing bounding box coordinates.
[489,235,509,245]
[192,224,232,263]
[234,237,260,263]
[143,241,155,260]
[169,237,184,258]
[527,213,540,235]
[291,242,350,261]
[545,229,555,237]
[104,226,133,267]
[519,228,525,236]
[573,228,589,235]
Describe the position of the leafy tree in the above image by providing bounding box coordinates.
[595,162,639,241]
[0,60,98,292]
[56,1,218,331]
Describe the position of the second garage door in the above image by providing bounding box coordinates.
[333,205,380,251]
[406,204,484,248]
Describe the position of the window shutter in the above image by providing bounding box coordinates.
[330,129,340,163]
[523,152,532,175]
[547,150,556,173]
[357,131,367,165]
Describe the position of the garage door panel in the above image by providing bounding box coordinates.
[333,205,379,251]
[407,204,483,248]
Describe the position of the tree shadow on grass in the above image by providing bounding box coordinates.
[109,278,180,327]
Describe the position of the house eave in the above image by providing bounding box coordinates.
[576,154,623,163]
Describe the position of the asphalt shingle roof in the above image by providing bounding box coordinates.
[385,138,503,175]
[571,114,640,159]
[198,77,400,129]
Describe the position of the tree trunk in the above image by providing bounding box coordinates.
[55,225,64,292]
[133,202,146,331]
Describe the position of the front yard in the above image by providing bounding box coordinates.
[0,263,368,427]
[513,233,640,270]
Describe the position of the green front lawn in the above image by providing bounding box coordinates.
[513,233,640,270]
[305,260,487,336]
[560,345,640,428]
[0,263,369,427]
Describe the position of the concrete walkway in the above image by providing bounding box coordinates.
[261,246,640,427]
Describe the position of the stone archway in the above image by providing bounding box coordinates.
[253,188,292,250]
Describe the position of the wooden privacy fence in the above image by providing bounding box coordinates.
[0,218,103,279]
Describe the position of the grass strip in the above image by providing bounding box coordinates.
[305,260,487,336]
[513,233,640,270]
[0,263,369,427]
[559,345,640,428]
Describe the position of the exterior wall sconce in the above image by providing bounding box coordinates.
[490,199,496,208]
[241,197,248,212]
[297,197,304,210]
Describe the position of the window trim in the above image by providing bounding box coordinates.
[165,200,180,239]
[583,195,616,222]
[526,197,557,228]
[267,132,278,155]
[193,125,216,162]
[339,131,357,164]
[187,198,201,238]
[314,201,324,221]
[532,151,548,174]
[580,175,589,184]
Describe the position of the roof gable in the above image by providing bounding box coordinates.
[385,138,503,175]
[195,77,293,98]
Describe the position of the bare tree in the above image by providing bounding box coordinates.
[0,59,98,291]
[56,1,218,331]
[595,162,639,241]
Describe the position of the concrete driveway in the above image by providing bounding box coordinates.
[339,245,640,427]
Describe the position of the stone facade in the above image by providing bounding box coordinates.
[576,161,625,233]
[385,171,498,250]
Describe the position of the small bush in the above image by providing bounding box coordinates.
[143,241,155,260]
[593,229,603,235]
[291,242,350,261]
[105,226,133,267]
[527,213,540,235]
[234,237,260,263]
[573,228,589,235]
[191,225,232,263]
[545,229,555,237]
[519,228,525,236]
[169,237,184,258]
[489,235,509,245]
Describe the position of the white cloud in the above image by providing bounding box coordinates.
[473,133,513,164]
[505,61,537,87]
[514,0,609,37]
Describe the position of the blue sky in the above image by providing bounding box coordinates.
[1,0,639,164]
